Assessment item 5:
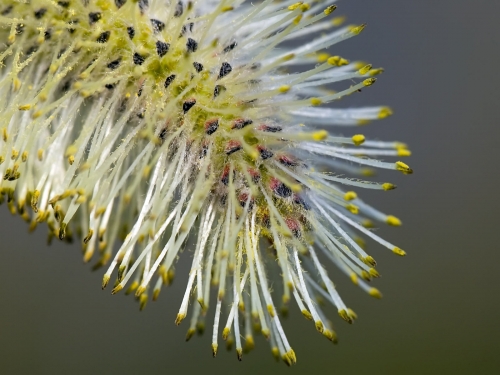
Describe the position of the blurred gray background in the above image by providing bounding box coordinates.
[1,0,499,374]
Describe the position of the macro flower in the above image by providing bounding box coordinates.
[0,0,411,364]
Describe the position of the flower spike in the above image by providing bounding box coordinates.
[0,0,410,364]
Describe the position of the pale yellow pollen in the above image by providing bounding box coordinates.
[369,288,383,299]
[346,204,359,214]
[279,85,291,93]
[344,191,357,201]
[393,247,407,256]
[310,97,322,106]
[324,5,337,15]
[288,2,304,11]
[312,130,328,141]
[397,149,412,157]
[379,107,393,118]
[395,161,413,174]
[382,183,397,191]
[332,16,346,26]
[386,215,402,226]
[363,77,377,86]
[358,64,372,75]
[352,134,365,145]
[349,24,367,35]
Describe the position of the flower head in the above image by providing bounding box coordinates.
[0,0,411,364]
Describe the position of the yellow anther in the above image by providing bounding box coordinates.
[327,56,340,65]
[271,347,280,361]
[358,64,372,75]
[369,268,380,278]
[397,148,412,157]
[288,2,304,11]
[13,78,21,91]
[267,304,275,317]
[175,313,186,326]
[301,309,313,320]
[68,155,75,165]
[382,183,397,191]
[338,309,353,324]
[76,195,86,204]
[386,215,402,226]
[222,327,231,340]
[212,343,218,358]
[350,273,358,285]
[346,204,359,214]
[293,14,303,25]
[217,290,225,301]
[355,236,366,249]
[393,247,407,256]
[244,335,255,351]
[370,67,385,76]
[369,288,383,299]
[363,77,377,87]
[282,53,295,61]
[39,91,48,102]
[279,85,291,93]
[185,328,195,342]
[101,274,111,290]
[31,190,40,213]
[395,142,408,149]
[361,270,371,281]
[301,3,311,11]
[339,58,349,66]
[83,229,94,245]
[352,134,365,145]
[221,6,234,12]
[395,161,413,174]
[135,285,146,297]
[378,107,393,118]
[347,308,358,320]
[286,349,297,365]
[310,97,322,106]
[11,149,19,160]
[124,281,139,295]
[332,16,346,26]
[315,320,324,333]
[344,191,357,201]
[195,297,205,311]
[364,255,377,267]
[18,104,31,111]
[324,5,337,15]
[2,128,7,141]
[317,53,330,62]
[325,329,338,343]
[262,328,270,339]
[94,207,106,218]
[349,24,367,35]
[312,130,328,141]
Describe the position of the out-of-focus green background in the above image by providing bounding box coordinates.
[1,0,499,374]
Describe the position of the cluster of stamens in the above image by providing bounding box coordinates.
[0,0,411,364]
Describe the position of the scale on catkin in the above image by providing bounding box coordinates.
[0,0,411,364]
